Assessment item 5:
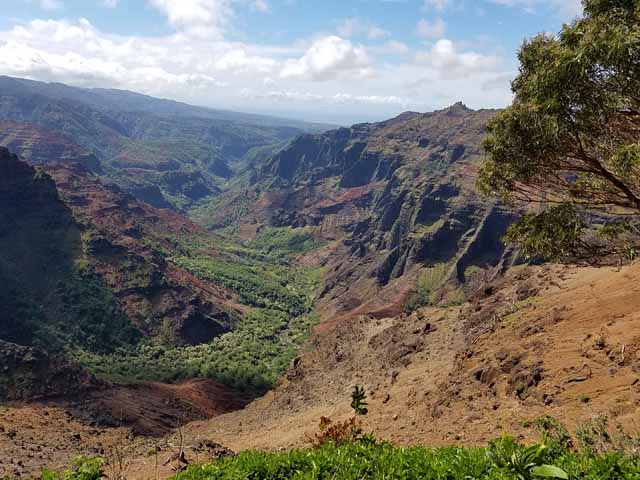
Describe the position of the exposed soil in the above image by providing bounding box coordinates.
[139,261,640,475]
[0,379,244,478]
[3,261,640,479]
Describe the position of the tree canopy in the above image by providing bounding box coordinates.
[479,0,640,259]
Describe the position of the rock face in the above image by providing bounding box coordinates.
[216,104,515,318]
[0,340,98,401]
[0,121,101,171]
[44,161,238,346]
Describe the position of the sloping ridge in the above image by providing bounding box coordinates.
[164,261,640,458]
[0,147,243,398]
[213,104,514,321]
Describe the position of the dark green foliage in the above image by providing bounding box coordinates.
[40,457,103,480]
[0,155,139,356]
[248,227,323,260]
[479,0,640,259]
[31,417,640,480]
[77,227,322,395]
[486,435,567,479]
[526,416,574,456]
[350,386,369,416]
[504,205,586,261]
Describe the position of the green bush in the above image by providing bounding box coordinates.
[40,457,103,480]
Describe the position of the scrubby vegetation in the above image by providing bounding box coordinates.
[39,457,104,480]
[76,227,323,395]
[404,263,450,312]
[31,392,640,480]
[35,435,640,480]
[167,412,640,480]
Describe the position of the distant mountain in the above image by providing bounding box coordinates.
[0,76,333,131]
[0,76,332,210]
[206,103,516,319]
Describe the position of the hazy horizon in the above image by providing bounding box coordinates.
[1,0,582,124]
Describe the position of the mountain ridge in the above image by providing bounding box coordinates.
[0,75,333,211]
[202,103,514,323]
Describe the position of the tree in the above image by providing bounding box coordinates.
[478,0,640,259]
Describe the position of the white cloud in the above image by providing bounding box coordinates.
[375,40,410,55]
[422,0,451,11]
[215,49,276,73]
[102,0,119,7]
[336,18,391,41]
[242,89,407,106]
[252,0,270,13]
[147,0,232,38]
[415,38,502,79]
[0,5,519,122]
[0,18,266,95]
[280,36,373,81]
[336,17,358,38]
[368,24,391,40]
[416,18,447,38]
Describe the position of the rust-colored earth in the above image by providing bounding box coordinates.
[2,261,640,479]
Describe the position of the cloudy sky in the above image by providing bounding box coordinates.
[1,0,582,124]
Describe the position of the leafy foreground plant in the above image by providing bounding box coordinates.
[39,457,103,480]
[486,435,568,479]
[30,427,640,480]
[168,439,640,480]
[313,386,374,447]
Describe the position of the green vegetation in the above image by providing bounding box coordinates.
[77,227,323,395]
[479,0,640,260]
[404,263,450,312]
[171,411,640,479]
[40,457,104,480]
[30,393,640,480]
[31,431,640,480]
[170,438,640,480]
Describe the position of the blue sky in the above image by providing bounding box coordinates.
[0,0,582,124]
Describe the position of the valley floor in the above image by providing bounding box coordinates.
[2,261,640,479]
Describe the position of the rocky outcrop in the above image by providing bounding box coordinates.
[0,340,98,401]
[0,147,243,358]
[216,104,514,317]
[45,161,238,346]
[0,121,101,172]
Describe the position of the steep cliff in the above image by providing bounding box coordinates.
[211,104,515,319]
[0,145,322,399]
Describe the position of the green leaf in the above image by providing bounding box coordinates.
[530,464,569,479]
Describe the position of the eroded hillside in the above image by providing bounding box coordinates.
[204,103,515,321]
[3,259,638,478]
[127,260,639,478]
[0,75,329,210]
[0,147,322,403]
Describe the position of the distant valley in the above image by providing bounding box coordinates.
[0,76,331,212]
[1,68,639,479]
